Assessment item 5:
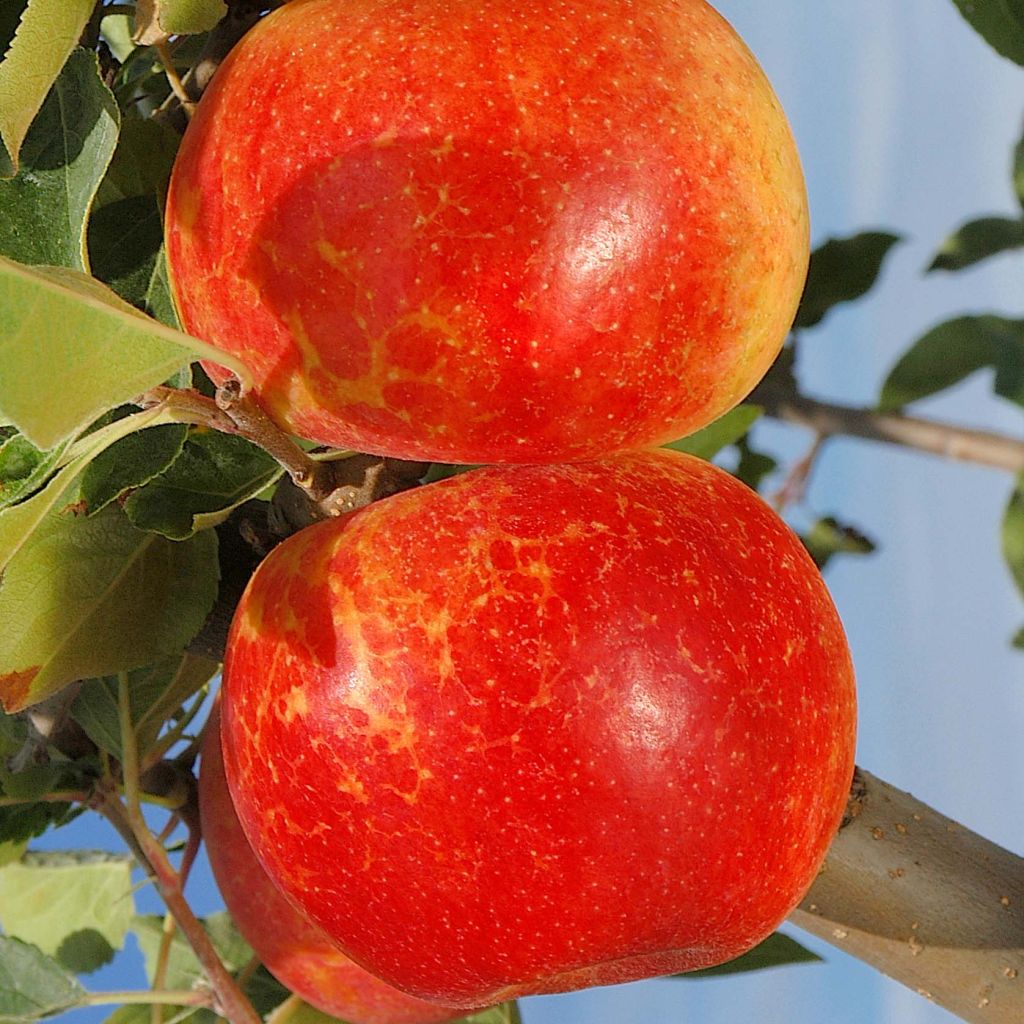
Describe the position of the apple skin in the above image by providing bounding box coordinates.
[220,449,856,1007]
[198,702,478,1024]
[165,0,808,464]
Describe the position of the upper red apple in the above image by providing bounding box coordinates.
[199,702,477,1024]
[220,449,856,1007]
[165,0,808,464]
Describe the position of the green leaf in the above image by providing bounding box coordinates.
[0,712,81,847]
[145,250,181,329]
[0,433,71,511]
[879,315,1024,410]
[88,195,166,309]
[458,1005,522,1024]
[0,48,119,273]
[94,117,179,209]
[1012,624,1024,649]
[0,712,24,757]
[98,13,135,64]
[928,216,1024,272]
[131,912,285,1021]
[422,462,479,484]
[0,802,78,851]
[79,421,189,516]
[135,0,228,44]
[0,0,95,177]
[0,500,220,712]
[0,404,183,577]
[802,516,876,571]
[0,936,85,1024]
[794,232,902,329]
[733,437,777,492]
[1003,475,1024,600]
[0,256,249,449]
[72,653,218,760]
[672,931,822,979]
[265,997,522,1024]
[125,432,282,540]
[0,851,135,974]
[133,911,248,988]
[0,841,27,868]
[951,0,1024,66]
[140,0,226,37]
[663,405,761,460]
[89,117,181,311]
[0,717,81,845]
[0,766,67,804]
[133,905,287,1017]
[103,1006,156,1024]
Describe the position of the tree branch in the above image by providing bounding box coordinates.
[107,677,260,1024]
[792,768,1024,1023]
[756,387,1024,474]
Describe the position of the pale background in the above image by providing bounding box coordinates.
[42,2,1024,1023]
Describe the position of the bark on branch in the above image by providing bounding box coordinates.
[792,769,1024,1024]
[755,387,1024,474]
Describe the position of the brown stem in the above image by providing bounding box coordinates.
[136,385,239,434]
[186,459,429,660]
[771,433,826,511]
[151,912,177,1024]
[214,379,340,500]
[234,954,262,993]
[83,990,211,1009]
[756,387,1024,474]
[155,42,195,118]
[792,768,1024,1023]
[109,677,260,1024]
[136,383,338,500]
[102,794,260,1024]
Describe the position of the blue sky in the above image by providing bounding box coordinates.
[35,3,1024,1024]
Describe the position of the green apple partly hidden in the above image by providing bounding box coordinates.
[199,703,477,1024]
[165,0,808,464]
[220,449,856,1007]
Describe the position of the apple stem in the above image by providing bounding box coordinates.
[137,383,340,502]
[213,379,341,501]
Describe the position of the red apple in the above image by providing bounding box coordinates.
[165,0,808,464]
[199,702,477,1024]
[220,449,856,1007]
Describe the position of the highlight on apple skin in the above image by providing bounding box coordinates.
[198,703,481,1024]
[165,0,809,464]
[220,448,857,1008]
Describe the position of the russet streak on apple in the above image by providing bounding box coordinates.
[165,0,809,463]
[221,450,856,1006]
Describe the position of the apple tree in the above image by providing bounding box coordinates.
[0,2,1022,1024]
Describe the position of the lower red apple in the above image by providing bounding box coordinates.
[221,449,856,1007]
[198,702,477,1024]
